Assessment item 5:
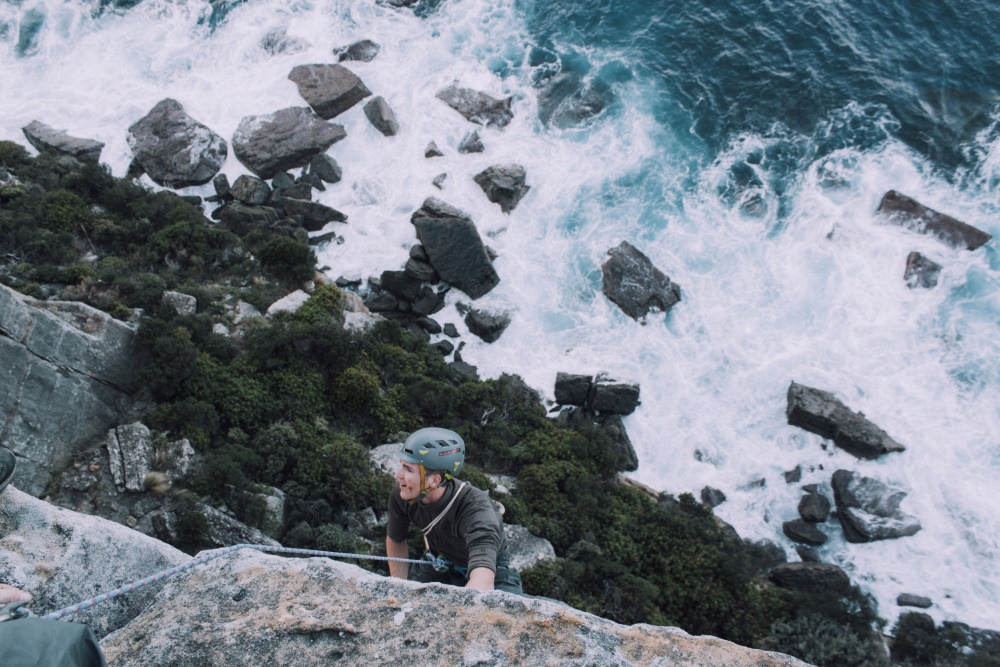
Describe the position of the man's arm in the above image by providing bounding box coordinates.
[465,567,495,591]
[386,537,410,580]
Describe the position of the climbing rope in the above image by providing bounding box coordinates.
[39,543,435,621]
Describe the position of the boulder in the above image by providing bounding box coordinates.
[215,202,283,235]
[363,96,399,136]
[308,154,342,184]
[411,286,446,316]
[464,306,511,343]
[425,141,444,157]
[877,190,991,251]
[701,486,727,508]
[0,285,135,496]
[536,72,613,129]
[897,593,933,609]
[276,197,348,231]
[160,290,197,316]
[212,173,231,199]
[795,547,822,563]
[797,493,831,523]
[443,323,459,338]
[232,107,346,179]
[281,181,314,201]
[436,85,514,128]
[474,164,530,213]
[230,174,272,205]
[288,64,372,120]
[410,198,499,299]
[831,469,921,543]
[594,413,638,472]
[272,171,296,189]
[100,548,811,667]
[786,382,905,459]
[380,270,423,303]
[904,251,942,289]
[432,173,447,189]
[126,99,227,188]
[21,120,104,163]
[403,257,437,282]
[266,290,312,316]
[504,524,556,571]
[457,130,484,154]
[107,422,155,493]
[601,241,682,320]
[0,486,187,639]
[782,519,828,546]
[589,376,640,415]
[554,372,592,406]
[767,562,850,593]
[333,39,380,62]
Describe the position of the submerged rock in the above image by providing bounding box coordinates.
[436,85,514,128]
[410,198,499,299]
[333,39,381,62]
[288,64,372,120]
[536,72,613,129]
[877,190,991,251]
[232,107,346,179]
[786,382,905,459]
[601,241,681,320]
[831,469,921,543]
[457,130,484,154]
[127,99,227,188]
[22,120,104,163]
[904,251,942,289]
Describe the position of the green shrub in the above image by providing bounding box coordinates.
[761,613,890,667]
[0,141,28,167]
[294,283,344,325]
[61,263,96,285]
[257,236,314,285]
[36,189,93,231]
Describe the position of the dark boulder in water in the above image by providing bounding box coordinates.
[831,469,921,543]
[554,372,592,406]
[904,251,942,289]
[782,518,827,546]
[288,64,372,120]
[307,154,342,184]
[462,304,511,343]
[589,374,640,415]
[473,164,530,213]
[701,486,727,508]
[768,562,850,593]
[127,99,227,188]
[230,175,271,205]
[798,492,831,523]
[601,241,682,320]
[457,130,484,154]
[596,413,638,472]
[363,96,399,136]
[897,593,933,609]
[333,39,381,62]
[275,196,347,231]
[878,190,991,251]
[214,203,282,236]
[22,120,104,163]
[786,381,905,459]
[232,107,345,179]
[536,72,613,129]
[410,198,499,299]
[436,85,514,128]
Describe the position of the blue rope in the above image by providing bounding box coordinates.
[41,544,433,621]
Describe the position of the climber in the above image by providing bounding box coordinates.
[385,428,523,594]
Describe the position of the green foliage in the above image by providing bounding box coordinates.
[257,236,314,285]
[0,141,28,167]
[60,263,96,285]
[35,189,94,231]
[760,613,890,667]
[294,283,344,325]
[175,510,211,555]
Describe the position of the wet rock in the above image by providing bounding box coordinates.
[308,154,342,184]
[333,38,380,62]
[554,372,592,406]
[897,593,933,609]
[589,375,640,415]
[782,519,828,546]
[230,174,272,205]
[434,339,455,355]
[22,120,104,163]
[425,141,444,157]
[363,96,399,136]
[474,164,530,213]
[786,382,905,459]
[458,130,484,154]
[536,72,613,129]
[595,413,638,472]
[436,85,514,128]
[212,173,231,199]
[260,27,309,55]
[380,270,423,302]
[288,63,372,120]
[443,323,459,338]
[798,493,831,522]
[364,292,398,313]
[904,251,942,289]
[416,317,442,334]
[127,99,227,188]
[768,562,850,593]
[783,465,802,484]
[404,257,437,282]
[878,190,991,251]
[464,306,511,343]
[601,241,682,320]
[432,173,447,189]
[232,107,346,179]
[410,198,499,299]
[831,469,921,542]
[796,546,822,563]
[701,486,727,508]
[276,197,347,231]
[272,171,296,190]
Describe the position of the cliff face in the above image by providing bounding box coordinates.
[0,284,136,496]
[0,487,810,666]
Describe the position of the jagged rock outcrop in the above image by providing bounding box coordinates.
[768,562,850,594]
[0,486,187,638]
[601,241,682,320]
[21,120,104,163]
[126,98,227,188]
[462,304,512,343]
[410,198,499,299]
[904,251,942,289]
[436,85,514,128]
[101,548,810,666]
[786,382,905,459]
[474,164,530,213]
[0,284,136,496]
[288,64,372,119]
[831,469,921,543]
[458,129,484,153]
[232,107,346,179]
[877,190,992,251]
[364,96,399,136]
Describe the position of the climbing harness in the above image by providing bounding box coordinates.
[4,543,439,623]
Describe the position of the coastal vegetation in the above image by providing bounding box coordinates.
[2,142,998,666]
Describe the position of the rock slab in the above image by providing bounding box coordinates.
[288,64,372,119]
[878,190,991,251]
[601,241,681,320]
[831,469,921,543]
[474,164,530,213]
[126,98,227,188]
[786,382,905,459]
[410,198,499,299]
[436,85,514,128]
[22,120,104,163]
[232,107,346,179]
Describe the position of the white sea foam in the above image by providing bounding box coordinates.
[2,0,998,630]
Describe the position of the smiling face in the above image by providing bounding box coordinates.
[396,460,443,502]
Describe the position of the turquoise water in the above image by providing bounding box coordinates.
[1,0,998,629]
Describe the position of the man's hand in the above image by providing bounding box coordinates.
[0,583,31,605]
[464,567,495,592]
[385,537,410,580]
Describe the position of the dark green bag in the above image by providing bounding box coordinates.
[0,617,107,667]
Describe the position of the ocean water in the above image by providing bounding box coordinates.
[2,0,998,630]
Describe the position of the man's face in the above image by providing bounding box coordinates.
[396,460,423,501]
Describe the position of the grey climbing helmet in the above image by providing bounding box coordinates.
[400,427,465,477]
